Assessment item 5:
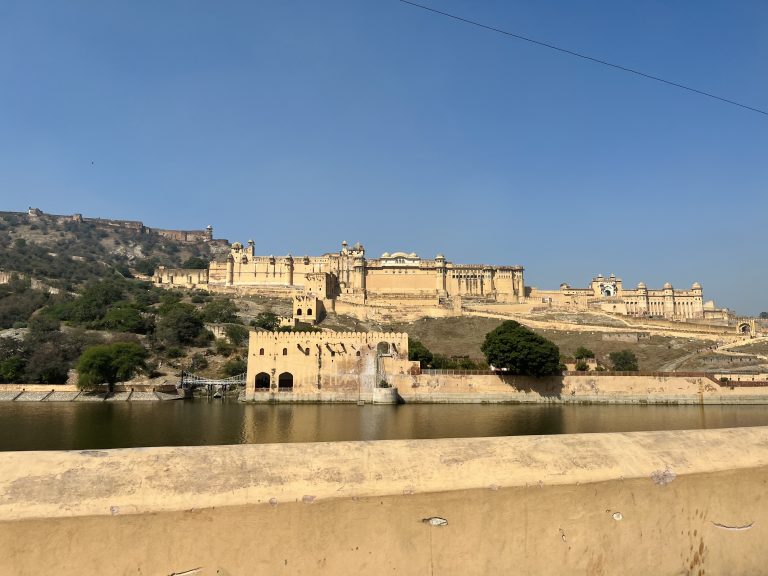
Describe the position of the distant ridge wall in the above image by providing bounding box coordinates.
[10,208,228,245]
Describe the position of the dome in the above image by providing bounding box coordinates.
[637,282,646,289]
[381,252,391,258]
[409,252,418,258]
[663,282,673,289]
[353,242,363,251]
[692,282,702,289]
[231,241,243,250]
[390,251,409,258]
[435,253,445,260]
[247,239,254,244]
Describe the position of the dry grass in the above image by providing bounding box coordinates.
[383,316,706,371]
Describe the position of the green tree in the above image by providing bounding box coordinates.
[100,303,148,333]
[408,338,433,367]
[201,299,239,323]
[251,312,280,331]
[182,256,209,269]
[574,346,595,360]
[760,312,768,320]
[222,357,247,377]
[155,303,203,346]
[76,341,148,392]
[609,350,639,372]
[225,324,249,346]
[480,320,561,377]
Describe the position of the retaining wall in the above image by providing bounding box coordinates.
[1,427,767,575]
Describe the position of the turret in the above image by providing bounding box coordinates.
[435,254,447,296]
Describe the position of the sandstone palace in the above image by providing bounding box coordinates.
[153,237,730,324]
[154,239,526,320]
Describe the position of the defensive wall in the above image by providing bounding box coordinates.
[1,427,767,575]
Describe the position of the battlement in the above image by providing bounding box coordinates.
[249,331,407,342]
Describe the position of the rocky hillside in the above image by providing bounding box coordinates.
[0,209,230,290]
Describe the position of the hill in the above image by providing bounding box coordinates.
[0,208,230,290]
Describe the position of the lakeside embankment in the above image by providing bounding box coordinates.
[0,426,766,575]
[4,372,768,404]
[0,383,180,402]
[240,372,768,404]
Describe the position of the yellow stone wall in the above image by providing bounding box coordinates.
[246,330,416,394]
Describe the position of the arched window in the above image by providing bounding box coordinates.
[278,372,293,390]
[255,372,270,390]
[307,308,313,316]
[259,348,264,356]
[296,308,302,316]
[282,348,288,356]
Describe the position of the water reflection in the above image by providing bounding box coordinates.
[1,401,767,451]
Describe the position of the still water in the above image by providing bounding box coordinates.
[1,401,768,451]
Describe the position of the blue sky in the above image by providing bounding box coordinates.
[1,1,766,314]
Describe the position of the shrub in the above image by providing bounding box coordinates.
[222,357,246,377]
[609,350,639,371]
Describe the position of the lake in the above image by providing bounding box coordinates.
[1,400,768,451]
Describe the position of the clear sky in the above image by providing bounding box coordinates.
[1,1,766,314]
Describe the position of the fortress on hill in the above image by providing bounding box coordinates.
[154,239,527,321]
[154,236,734,325]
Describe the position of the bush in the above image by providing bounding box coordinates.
[574,347,595,360]
[190,353,208,371]
[182,256,209,269]
[574,360,589,371]
[215,338,235,357]
[155,303,203,346]
[222,357,247,377]
[201,299,239,323]
[481,320,560,377]
[225,324,249,347]
[609,350,639,371]
[251,312,279,331]
[166,346,184,359]
[408,338,433,367]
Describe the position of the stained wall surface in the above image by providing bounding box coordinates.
[1,428,767,575]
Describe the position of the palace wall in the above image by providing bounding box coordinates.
[176,240,525,304]
[246,331,416,395]
[2,428,767,575]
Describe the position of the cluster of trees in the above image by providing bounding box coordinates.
[0,318,103,384]
[0,275,51,329]
[410,322,562,377]
[410,323,641,377]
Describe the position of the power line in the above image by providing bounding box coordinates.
[396,0,768,117]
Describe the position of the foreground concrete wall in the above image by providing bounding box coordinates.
[1,428,767,575]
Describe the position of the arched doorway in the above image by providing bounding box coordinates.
[278,372,293,391]
[376,341,390,355]
[738,322,751,336]
[255,372,270,391]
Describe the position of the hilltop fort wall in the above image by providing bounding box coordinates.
[22,207,225,246]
